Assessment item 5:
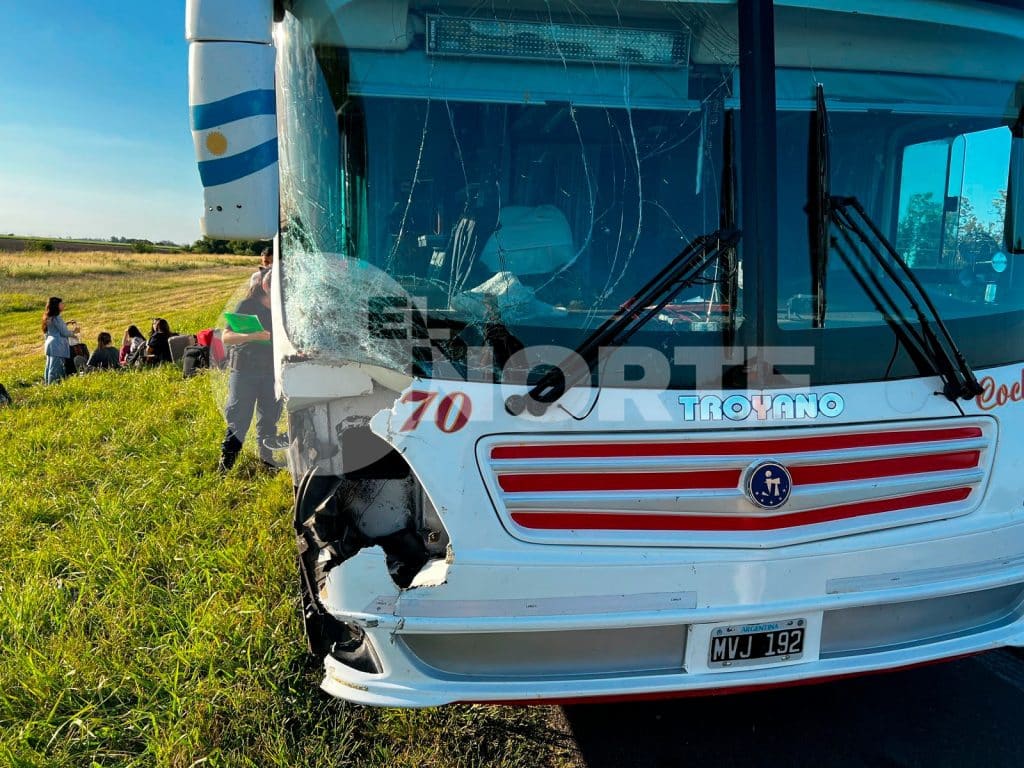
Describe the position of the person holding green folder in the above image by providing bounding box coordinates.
[219,269,282,473]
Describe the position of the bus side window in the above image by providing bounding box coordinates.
[896,127,1011,281]
[894,136,965,272]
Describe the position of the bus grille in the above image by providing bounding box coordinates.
[478,419,995,547]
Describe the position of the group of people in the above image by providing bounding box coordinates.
[42,296,177,383]
[41,249,285,473]
[121,319,176,365]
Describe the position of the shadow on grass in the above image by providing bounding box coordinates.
[271,646,581,767]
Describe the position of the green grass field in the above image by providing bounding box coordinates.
[0,252,578,767]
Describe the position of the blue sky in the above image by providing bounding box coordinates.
[0,2,201,244]
[1,3,1013,247]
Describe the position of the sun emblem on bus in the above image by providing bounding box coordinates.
[745,461,793,510]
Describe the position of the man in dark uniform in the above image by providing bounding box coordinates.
[219,269,282,473]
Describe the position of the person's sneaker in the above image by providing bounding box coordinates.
[261,434,291,451]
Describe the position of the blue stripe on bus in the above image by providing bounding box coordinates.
[191,89,276,130]
[197,138,278,187]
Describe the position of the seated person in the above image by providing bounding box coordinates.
[147,318,174,364]
[119,324,146,365]
[69,341,89,376]
[87,332,121,370]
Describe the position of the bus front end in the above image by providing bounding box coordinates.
[189,0,1024,706]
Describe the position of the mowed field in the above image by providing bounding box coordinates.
[0,252,578,767]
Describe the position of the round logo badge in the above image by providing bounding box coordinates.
[746,461,793,509]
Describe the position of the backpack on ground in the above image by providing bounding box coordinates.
[182,345,210,379]
[197,328,227,369]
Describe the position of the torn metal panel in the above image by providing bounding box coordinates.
[280,359,412,411]
[290,386,453,630]
[407,557,452,589]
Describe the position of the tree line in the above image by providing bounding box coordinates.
[186,237,273,255]
[896,190,1006,270]
[103,236,274,254]
[108,236,272,255]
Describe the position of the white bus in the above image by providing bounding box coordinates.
[187,0,1024,706]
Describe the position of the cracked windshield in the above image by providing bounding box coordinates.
[277,0,739,384]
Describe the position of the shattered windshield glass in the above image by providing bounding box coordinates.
[276,0,740,383]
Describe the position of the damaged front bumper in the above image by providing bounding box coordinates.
[313,522,1024,708]
[282,373,1024,707]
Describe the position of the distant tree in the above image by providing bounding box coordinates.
[227,239,273,256]
[955,196,1001,267]
[898,189,1009,272]
[191,237,225,254]
[896,192,948,267]
[190,237,270,255]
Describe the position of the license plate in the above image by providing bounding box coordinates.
[707,618,806,669]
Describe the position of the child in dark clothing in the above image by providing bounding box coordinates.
[147,318,174,364]
[87,332,121,370]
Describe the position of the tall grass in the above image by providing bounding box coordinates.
[0,252,577,767]
[0,250,254,280]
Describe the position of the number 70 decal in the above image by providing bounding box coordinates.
[399,390,472,433]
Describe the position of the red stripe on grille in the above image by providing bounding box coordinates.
[509,487,972,531]
[498,469,741,493]
[788,450,980,485]
[490,427,982,460]
[497,450,979,493]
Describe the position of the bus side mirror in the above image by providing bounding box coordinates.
[1005,133,1024,254]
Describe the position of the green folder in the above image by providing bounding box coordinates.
[223,312,265,334]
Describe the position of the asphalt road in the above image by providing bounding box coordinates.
[560,649,1024,767]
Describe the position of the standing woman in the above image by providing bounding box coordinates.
[42,297,78,384]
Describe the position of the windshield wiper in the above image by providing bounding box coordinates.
[718,107,740,346]
[504,228,742,416]
[829,196,982,400]
[806,85,982,402]
[827,213,937,378]
[807,85,830,329]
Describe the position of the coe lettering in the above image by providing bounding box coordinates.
[976,371,1024,412]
